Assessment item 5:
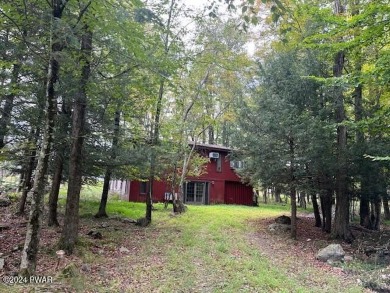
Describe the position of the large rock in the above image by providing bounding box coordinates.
[268,223,291,233]
[275,215,291,225]
[316,244,345,262]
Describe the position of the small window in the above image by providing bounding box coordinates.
[140,182,148,194]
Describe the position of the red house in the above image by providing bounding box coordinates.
[127,143,254,205]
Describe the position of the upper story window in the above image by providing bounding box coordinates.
[230,160,243,169]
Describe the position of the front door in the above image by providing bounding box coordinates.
[185,182,208,204]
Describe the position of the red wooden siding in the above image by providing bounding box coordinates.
[128,180,167,203]
[127,143,254,205]
[224,181,253,205]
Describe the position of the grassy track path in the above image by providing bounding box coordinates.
[1,200,367,292]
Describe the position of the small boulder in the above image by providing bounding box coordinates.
[275,215,291,225]
[0,258,5,269]
[87,230,102,239]
[122,218,137,224]
[316,244,345,262]
[119,246,130,253]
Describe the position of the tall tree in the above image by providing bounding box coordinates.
[59,11,93,253]
[95,109,120,218]
[20,0,67,276]
[331,0,353,242]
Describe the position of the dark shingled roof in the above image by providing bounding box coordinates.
[188,141,232,152]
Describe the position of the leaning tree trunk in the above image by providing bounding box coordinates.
[96,110,120,218]
[19,0,64,276]
[59,26,92,254]
[174,142,196,213]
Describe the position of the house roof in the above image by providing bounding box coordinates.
[188,141,232,152]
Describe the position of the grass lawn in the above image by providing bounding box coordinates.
[1,188,365,292]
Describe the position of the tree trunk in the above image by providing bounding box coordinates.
[290,186,297,239]
[47,95,70,226]
[146,81,164,223]
[289,137,297,239]
[208,125,214,144]
[320,189,332,233]
[353,53,372,230]
[0,63,21,149]
[311,193,322,228]
[16,128,39,215]
[18,171,25,193]
[20,0,64,276]
[222,120,229,146]
[299,192,307,209]
[360,195,371,228]
[371,199,381,231]
[60,26,92,254]
[331,0,353,241]
[263,188,267,204]
[95,169,111,218]
[47,153,63,227]
[96,110,120,218]
[383,193,390,221]
[275,186,281,203]
[146,0,176,223]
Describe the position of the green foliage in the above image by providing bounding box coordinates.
[233,50,329,193]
